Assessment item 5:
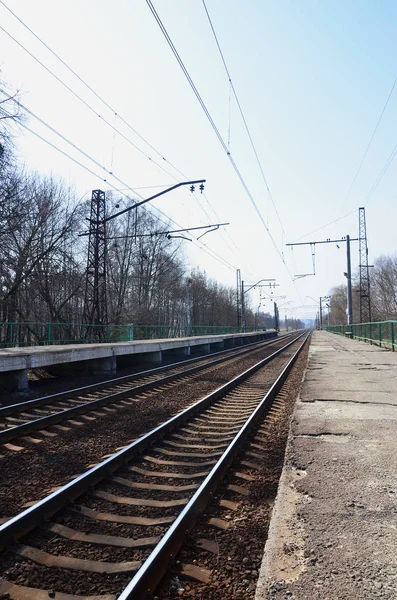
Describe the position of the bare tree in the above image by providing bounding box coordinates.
[0,174,82,327]
[371,255,397,320]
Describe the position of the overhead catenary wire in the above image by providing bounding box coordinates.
[200,0,299,277]
[201,0,291,246]
[0,4,274,281]
[0,23,181,183]
[0,4,264,281]
[146,0,297,287]
[196,191,257,278]
[1,89,237,277]
[0,6,235,254]
[11,118,141,202]
[117,182,244,264]
[0,0,188,179]
[292,209,357,243]
[364,142,397,206]
[0,0,227,225]
[4,106,237,273]
[0,42,237,273]
[1,92,147,202]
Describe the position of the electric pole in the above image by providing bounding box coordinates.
[236,269,242,329]
[319,296,330,330]
[241,279,278,332]
[186,278,192,336]
[358,207,371,323]
[83,190,108,340]
[319,296,323,330]
[346,235,353,325]
[274,302,280,332]
[286,235,358,326]
[81,180,205,339]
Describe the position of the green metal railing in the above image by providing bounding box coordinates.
[326,320,397,352]
[0,322,267,348]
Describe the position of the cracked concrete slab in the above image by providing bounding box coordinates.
[256,331,397,600]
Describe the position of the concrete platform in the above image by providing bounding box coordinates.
[0,330,275,391]
[256,331,397,600]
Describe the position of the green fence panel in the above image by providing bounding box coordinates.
[0,321,268,348]
[327,319,397,351]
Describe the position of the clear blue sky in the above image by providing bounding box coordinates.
[1,0,396,321]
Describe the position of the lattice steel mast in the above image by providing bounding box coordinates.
[359,206,371,323]
[82,181,206,339]
[83,190,108,339]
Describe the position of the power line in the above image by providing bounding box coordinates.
[0,5,230,248]
[0,4,256,278]
[365,142,397,206]
[2,92,147,202]
[338,74,397,214]
[0,27,238,267]
[12,118,141,202]
[291,209,357,243]
[200,191,256,275]
[146,0,296,286]
[0,23,180,183]
[0,0,189,178]
[201,0,299,277]
[5,106,238,273]
[194,237,236,271]
[0,4,278,280]
[0,0,191,182]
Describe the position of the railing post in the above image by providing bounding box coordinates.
[392,322,395,352]
[379,323,382,348]
[47,322,51,345]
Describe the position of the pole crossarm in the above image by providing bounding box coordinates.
[241,277,278,332]
[287,234,359,325]
[89,180,206,225]
[286,238,358,246]
[294,273,314,280]
[105,222,229,241]
[319,295,331,330]
[243,279,277,294]
[82,180,205,335]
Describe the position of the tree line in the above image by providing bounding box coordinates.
[328,254,397,325]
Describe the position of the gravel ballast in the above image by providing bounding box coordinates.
[156,341,309,599]
[0,341,293,518]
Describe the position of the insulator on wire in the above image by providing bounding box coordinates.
[190,185,195,193]
[199,183,205,193]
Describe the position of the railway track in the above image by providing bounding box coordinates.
[0,331,309,600]
[0,333,298,447]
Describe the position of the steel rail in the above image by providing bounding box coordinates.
[0,334,299,444]
[0,332,306,550]
[119,330,310,599]
[0,333,286,417]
